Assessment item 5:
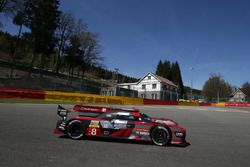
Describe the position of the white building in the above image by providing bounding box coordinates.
[118,72,179,101]
[229,88,246,102]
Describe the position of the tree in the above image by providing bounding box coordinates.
[78,32,102,79]
[54,11,75,73]
[241,82,250,97]
[23,0,61,78]
[171,61,185,96]
[64,34,82,82]
[156,59,185,96]
[156,60,171,79]
[156,60,163,76]
[0,0,24,27]
[163,60,171,80]
[9,9,25,77]
[0,0,21,15]
[202,74,232,102]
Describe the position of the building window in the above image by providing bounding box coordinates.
[148,76,151,80]
[141,94,146,98]
[142,84,146,89]
[109,91,113,96]
[128,85,131,89]
[152,84,156,89]
[152,93,157,100]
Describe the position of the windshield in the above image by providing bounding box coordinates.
[140,113,151,122]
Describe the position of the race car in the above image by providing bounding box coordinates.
[54,105,186,146]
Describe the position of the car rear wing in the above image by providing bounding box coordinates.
[73,105,140,113]
[57,105,71,120]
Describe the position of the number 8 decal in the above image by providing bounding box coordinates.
[91,128,97,135]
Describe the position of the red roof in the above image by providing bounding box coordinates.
[155,74,178,87]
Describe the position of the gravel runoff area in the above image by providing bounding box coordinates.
[0,103,250,167]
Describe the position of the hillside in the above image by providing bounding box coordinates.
[0,59,138,94]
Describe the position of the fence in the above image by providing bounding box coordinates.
[1,88,249,107]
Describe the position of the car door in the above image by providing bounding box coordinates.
[111,112,135,129]
[99,111,135,137]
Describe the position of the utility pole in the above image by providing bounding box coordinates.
[114,68,119,83]
[189,67,194,101]
[217,89,220,103]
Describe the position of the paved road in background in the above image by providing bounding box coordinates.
[0,104,250,167]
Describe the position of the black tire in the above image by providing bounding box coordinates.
[66,120,85,140]
[150,126,172,146]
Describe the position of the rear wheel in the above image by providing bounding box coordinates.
[66,120,85,140]
[150,126,171,146]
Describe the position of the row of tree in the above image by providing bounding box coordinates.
[0,0,138,85]
[0,0,104,81]
[202,74,250,102]
[155,60,185,96]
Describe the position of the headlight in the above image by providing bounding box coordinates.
[175,132,184,137]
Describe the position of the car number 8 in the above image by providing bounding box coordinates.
[91,128,97,135]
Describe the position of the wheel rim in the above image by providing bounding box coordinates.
[70,125,82,137]
[152,128,169,145]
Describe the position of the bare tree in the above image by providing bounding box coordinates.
[0,0,23,18]
[54,11,75,73]
[78,32,102,79]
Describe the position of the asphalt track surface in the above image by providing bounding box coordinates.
[0,104,250,167]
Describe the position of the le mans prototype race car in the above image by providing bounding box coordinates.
[54,105,186,146]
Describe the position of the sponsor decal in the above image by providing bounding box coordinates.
[100,121,113,129]
[89,120,100,128]
[106,114,112,118]
[79,107,100,112]
[112,119,128,129]
[135,131,150,136]
[133,128,149,132]
[133,128,150,136]
[103,131,110,135]
[155,120,176,125]
[117,112,130,116]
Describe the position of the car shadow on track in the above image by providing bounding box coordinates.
[58,135,190,148]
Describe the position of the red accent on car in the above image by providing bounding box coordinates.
[132,112,141,117]
[134,121,157,126]
[123,130,133,137]
[133,136,141,140]
[73,105,111,112]
[73,105,140,113]
[53,129,64,135]
[110,129,126,137]
[133,128,149,132]
[171,139,184,143]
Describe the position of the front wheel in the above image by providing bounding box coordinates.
[150,126,171,146]
[66,120,85,140]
